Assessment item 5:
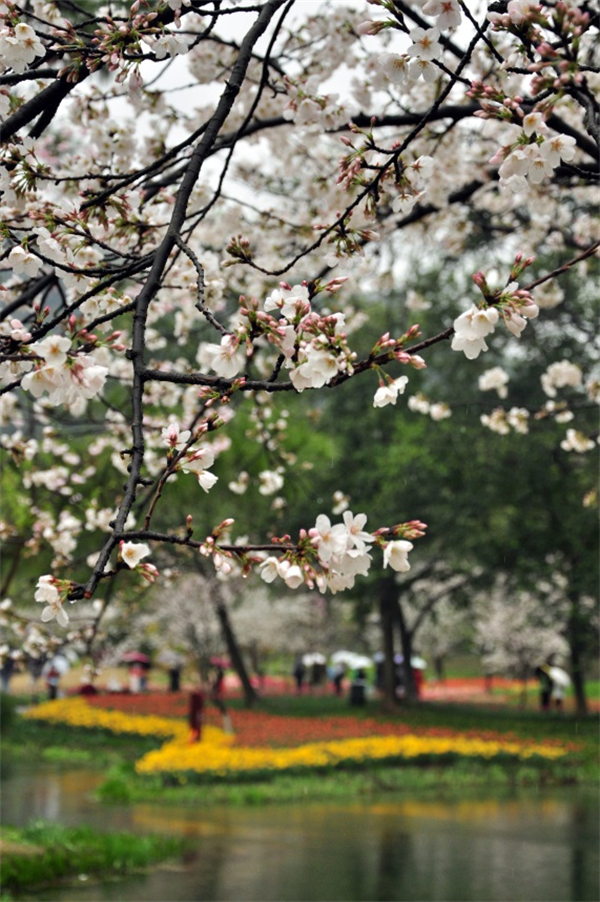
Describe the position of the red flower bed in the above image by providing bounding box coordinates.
[80,692,573,750]
[83,692,191,719]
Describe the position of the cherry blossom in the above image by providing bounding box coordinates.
[120,542,151,569]
[378,53,412,88]
[197,335,245,379]
[0,23,45,74]
[373,375,409,407]
[8,246,42,277]
[479,367,510,399]
[406,27,441,61]
[161,421,192,451]
[179,448,218,492]
[383,540,414,573]
[541,361,583,397]
[560,429,595,454]
[342,512,374,553]
[289,345,340,391]
[422,0,462,30]
[311,514,348,563]
[258,469,284,496]
[35,576,68,627]
[451,306,499,360]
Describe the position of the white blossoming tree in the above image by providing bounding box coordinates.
[0,0,598,698]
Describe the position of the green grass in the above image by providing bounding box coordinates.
[0,821,189,898]
[97,757,585,808]
[493,679,600,708]
[0,713,162,776]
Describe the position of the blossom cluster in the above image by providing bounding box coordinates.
[452,264,539,360]
[258,511,425,595]
[21,336,109,410]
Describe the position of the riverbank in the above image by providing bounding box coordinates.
[0,822,190,899]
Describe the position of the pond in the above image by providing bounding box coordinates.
[2,764,598,902]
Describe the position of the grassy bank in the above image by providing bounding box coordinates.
[98,755,587,808]
[0,821,189,899]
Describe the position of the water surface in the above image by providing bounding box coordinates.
[2,765,598,901]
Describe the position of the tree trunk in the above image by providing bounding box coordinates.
[568,600,588,715]
[395,596,417,702]
[433,655,445,683]
[378,576,398,711]
[210,585,258,708]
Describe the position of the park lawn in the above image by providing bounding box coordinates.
[0,822,189,899]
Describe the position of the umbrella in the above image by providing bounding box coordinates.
[121,651,151,665]
[209,657,230,669]
[548,666,571,688]
[158,650,185,668]
[331,651,372,669]
[410,656,427,670]
[330,650,354,665]
[302,653,327,666]
[42,654,70,676]
[393,655,427,669]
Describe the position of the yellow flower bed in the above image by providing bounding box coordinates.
[24,697,231,745]
[135,732,568,777]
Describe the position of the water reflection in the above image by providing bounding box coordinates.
[2,765,598,902]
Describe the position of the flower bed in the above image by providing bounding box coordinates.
[24,696,573,783]
[23,697,231,746]
[78,693,570,750]
[83,692,191,720]
[135,732,569,780]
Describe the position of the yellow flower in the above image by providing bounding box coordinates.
[135,732,567,777]
[24,698,231,745]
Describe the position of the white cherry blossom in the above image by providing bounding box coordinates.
[312,514,348,563]
[560,429,595,453]
[541,361,583,397]
[179,447,218,492]
[479,367,509,398]
[8,245,42,277]
[406,27,441,60]
[120,542,151,568]
[289,345,339,391]
[35,575,68,627]
[30,335,71,366]
[342,511,374,552]
[451,305,499,359]
[373,375,409,407]
[161,421,192,450]
[422,0,461,29]
[197,334,245,379]
[383,540,413,572]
